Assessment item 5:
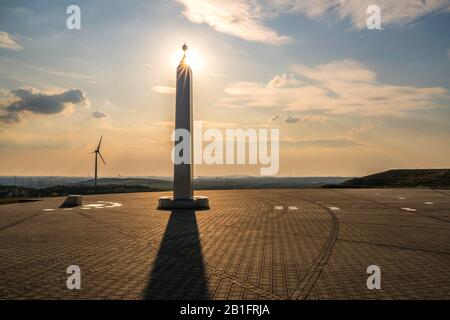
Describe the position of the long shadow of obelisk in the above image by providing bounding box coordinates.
[144,209,210,299]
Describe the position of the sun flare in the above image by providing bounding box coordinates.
[171,46,204,71]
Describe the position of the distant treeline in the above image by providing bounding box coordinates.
[2,170,447,198]
[0,176,350,199]
[0,184,163,199]
[193,177,348,190]
[5,171,450,194]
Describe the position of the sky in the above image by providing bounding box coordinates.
[0,0,449,177]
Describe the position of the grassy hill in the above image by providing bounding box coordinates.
[326,169,450,188]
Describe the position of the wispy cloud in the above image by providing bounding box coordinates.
[0,87,89,123]
[267,73,301,88]
[201,120,238,128]
[0,56,101,84]
[152,86,176,95]
[153,120,174,127]
[220,59,450,116]
[0,31,23,50]
[176,0,292,44]
[284,114,327,124]
[210,72,229,78]
[347,120,375,135]
[270,113,327,124]
[176,0,450,44]
[271,0,450,29]
[270,114,280,122]
[285,115,299,123]
[299,114,327,123]
[32,66,101,85]
[283,137,360,148]
[92,111,108,119]
[0,137,71,150]
[153,120,237,128]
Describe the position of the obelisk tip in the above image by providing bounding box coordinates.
[182,43,188,54]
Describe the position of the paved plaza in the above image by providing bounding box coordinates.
[0,188,449,299]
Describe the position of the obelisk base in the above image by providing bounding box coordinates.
[158,196,209,210]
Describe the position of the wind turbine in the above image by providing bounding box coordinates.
[90,136,106,186]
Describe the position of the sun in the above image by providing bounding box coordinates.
[171,45,204,71]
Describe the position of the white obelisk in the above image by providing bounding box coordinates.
[174,43,193,199]
[158,44,209,210]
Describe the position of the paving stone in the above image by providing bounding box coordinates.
[0,189,449,299]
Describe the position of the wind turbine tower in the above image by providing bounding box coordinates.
[91,136,106,186]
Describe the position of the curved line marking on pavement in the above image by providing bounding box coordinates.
[289,199,339,300]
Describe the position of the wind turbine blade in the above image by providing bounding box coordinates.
[98,152,106,166]
[97,135,103,151]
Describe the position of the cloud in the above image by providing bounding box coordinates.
[220,59,450,116]
[267,73,301,88]
[210,72,229,78]
[283,137,360,148]
[271,113,326,124]
[348,120,375,135]
[92,111,108,119]
[32,66,100,85]
[176,1,450,44]
[176,0,292,44]
[284,114,327,124]
[299,114,327,123]
[154,120,237,129]
[154,121,175,127]
[152,86,175,95]
[201,120,238,128]
[0,137,71,150]
[270,114,280,122]
[0,87,88,123]
[448,48,450,60]
[0,31,23,50]
[0,112,21,124]
[285,115,299,123]
[272,0,450,29]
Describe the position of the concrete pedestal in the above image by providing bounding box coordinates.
[158,196,209,210]
[61,195,82,208]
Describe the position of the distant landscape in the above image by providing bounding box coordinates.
[0,176,349,199]
[1,169,449,200]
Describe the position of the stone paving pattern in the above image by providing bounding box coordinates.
[0,188,449,299]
